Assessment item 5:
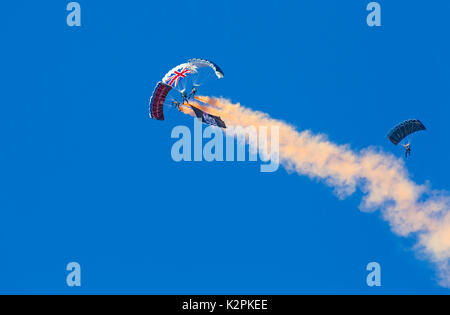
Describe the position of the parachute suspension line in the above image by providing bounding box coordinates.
[191,69,201,87]
[201,71,213,87]
[191,68,213,88]
[178,81,187,94]
[164,101,177,109]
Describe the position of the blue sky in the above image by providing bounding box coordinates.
[1,1,449,294]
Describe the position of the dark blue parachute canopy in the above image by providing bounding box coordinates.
[387,119,426,145]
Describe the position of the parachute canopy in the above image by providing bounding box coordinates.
[387,119,426,145]
[150,58,224,121]
[188,58,225,79]
[162,63,194,88]
[161,59,224,89]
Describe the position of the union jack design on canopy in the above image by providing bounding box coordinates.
[150,59,226,127]
[163,64,195,87]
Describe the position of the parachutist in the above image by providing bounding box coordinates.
[387,119,425,158]
[189,87,197,99]
[403,142,411,158]
[181,91,189,105]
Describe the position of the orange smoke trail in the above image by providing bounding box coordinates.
[178,100,222,117]
[194,96,210,104]
[178,105,194,116]
[198,96,450,288]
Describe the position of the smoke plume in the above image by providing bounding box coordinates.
[193,96,450,287]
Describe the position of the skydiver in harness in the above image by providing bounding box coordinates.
[189,87,197,100]
[402,141,411,158]
[181,88,198,105]
[181,91,189,105]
